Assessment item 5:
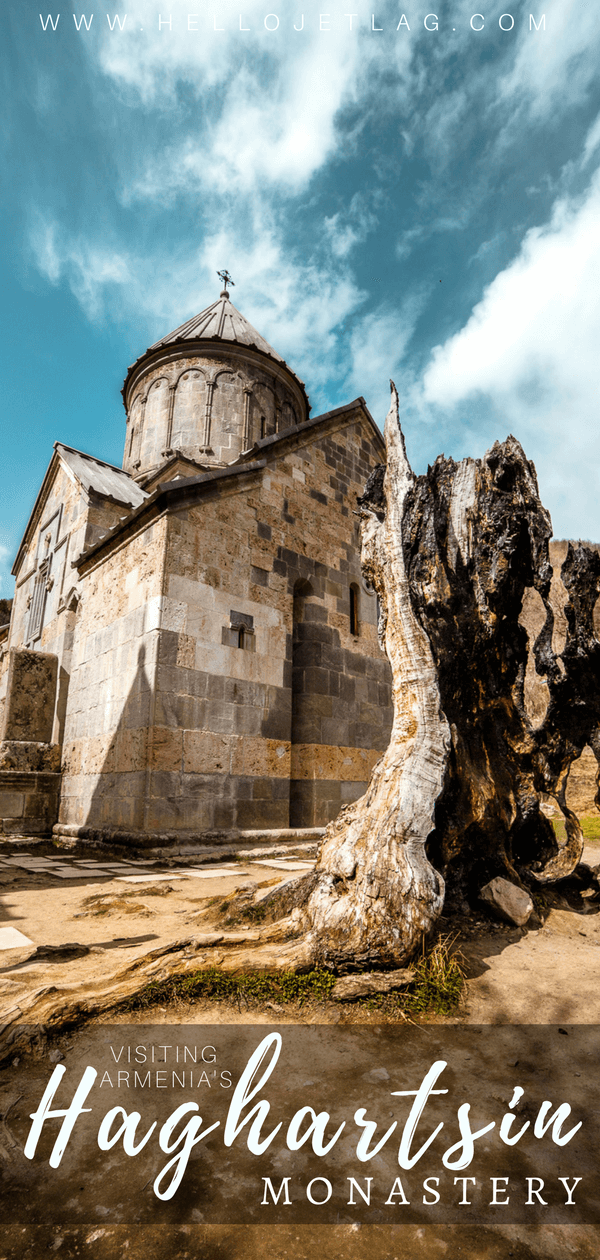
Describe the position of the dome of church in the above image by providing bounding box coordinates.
[121,281,310,480]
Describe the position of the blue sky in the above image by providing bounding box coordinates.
[2,1,600,595]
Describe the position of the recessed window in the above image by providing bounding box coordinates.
[260,416,266,439]
[222,609,255,652]
[350,583,360,637]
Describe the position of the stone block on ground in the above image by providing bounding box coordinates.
[0,926,34,950]
[331,968,415,1001]
[479,876,533,927]
[2,649,58,743]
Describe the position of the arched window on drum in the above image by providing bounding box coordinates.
[349,583,360,637]
[280,401,297,431]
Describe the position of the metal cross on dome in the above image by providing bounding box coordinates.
[217,269,235,295]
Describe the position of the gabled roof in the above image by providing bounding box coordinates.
[140,452,214,493]
[11,444,147,576]
[56,444,148,510]
[75,397,385,572]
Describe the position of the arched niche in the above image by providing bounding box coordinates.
[280,400,297,431]
[172,368,206,453]
[206,370,243,461]
[290,578,323,827]
[126,394,144,468]
[140,377,170,468]
[250,381,276,442]
[210,371,240,439]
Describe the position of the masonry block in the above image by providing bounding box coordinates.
[2,649,58,742]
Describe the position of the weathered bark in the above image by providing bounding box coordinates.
[299,385,450,969]
[285,385,600,970]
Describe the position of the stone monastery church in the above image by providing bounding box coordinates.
[0,280,394,845]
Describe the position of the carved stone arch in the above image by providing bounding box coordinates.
[210,369,242,442]
[249,377,277,443]
[171,366,207,453]
[174,364,206,389]
[205,366,236,387]
[140,375,170,467]
[127,392,144,467]
[280,400,297,431]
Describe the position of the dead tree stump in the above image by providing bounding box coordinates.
[284,385,600,970]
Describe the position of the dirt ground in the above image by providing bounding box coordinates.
[1,838,599,1259]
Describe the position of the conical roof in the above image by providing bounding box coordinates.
[123,287,309,409]
[148,292,285,363]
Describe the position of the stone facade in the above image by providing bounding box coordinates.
[123,346,307,478]
[60,404,392,837]
[0,649,61,836]
[2,290,394,843]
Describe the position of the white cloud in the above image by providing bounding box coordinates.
[347,291,428,425]
[0,544,12,600]
[28,211,366,403]
[582,113,600,168]
[395,226,425,262]
[420,166,600,538]
[30,216,131,320]
[497,0,600,119]
[324,193,380,260]
[192,226,367,393]
[95,5,404,205]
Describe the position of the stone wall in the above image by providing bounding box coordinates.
[0,648,61,836]
[8,460,133,749]
[59,516,167,832]
[58,406,393,839]
[123,345,308,479]
[2,649,57,742]
[142,410,392,833]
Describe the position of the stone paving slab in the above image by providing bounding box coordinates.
[0,853,317,880]
[251,859,315,870]
[0,926,34,950]
[115,874,186,883]
[0,858,55,867]
[167,868,254,878]
[48,870,98,879]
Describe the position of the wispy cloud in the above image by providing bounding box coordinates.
[419,164,600,536]
[0,544,12,600]
[347,288,430,424]
[496,0,600,119]
[97,6,397,201]
[324,192,381,260]
[29,216,131,320]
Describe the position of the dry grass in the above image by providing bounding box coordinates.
[404,934,466,1017]
[552,815,600,844]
